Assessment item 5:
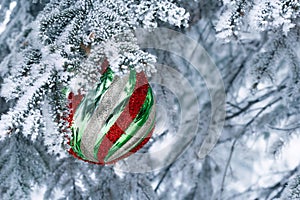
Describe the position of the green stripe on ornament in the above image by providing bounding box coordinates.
[70,68,115,160]
[94,68,115,106]
[104,86,154,162]
[93,69,137,159]
[62,87,70,99]
[70,127,86,159]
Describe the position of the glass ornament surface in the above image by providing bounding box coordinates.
[67,66,156,165]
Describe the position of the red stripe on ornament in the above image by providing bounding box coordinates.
[100,59,109,74]
[67,92,84,127]
[97,72,149,164]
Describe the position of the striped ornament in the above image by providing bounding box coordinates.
[67,66,155,165]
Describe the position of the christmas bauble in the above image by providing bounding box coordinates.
[67,66,155,165]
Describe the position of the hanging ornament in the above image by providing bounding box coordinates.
[66,62,156,165]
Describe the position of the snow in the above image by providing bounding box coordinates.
[0,1,16,34]
[31,185,46,200]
